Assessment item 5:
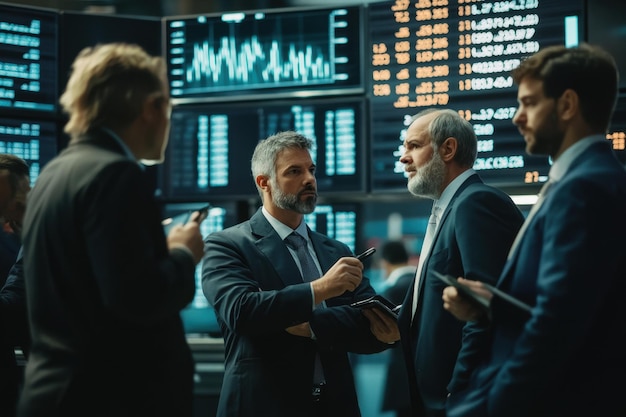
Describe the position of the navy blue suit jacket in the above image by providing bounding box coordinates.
[202,208,389,417]
[447,141,626,417]
[397,174,523,416]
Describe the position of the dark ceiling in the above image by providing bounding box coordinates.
[2,0,324,16]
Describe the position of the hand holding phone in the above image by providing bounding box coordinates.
[162,204,210,233]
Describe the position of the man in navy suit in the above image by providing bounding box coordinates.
[443,44,626,417]
[18,43,205,417]
[202,131,399,417]
[396,109,524,417]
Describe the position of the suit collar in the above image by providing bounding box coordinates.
[73,128,134,159]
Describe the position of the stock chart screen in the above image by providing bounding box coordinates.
[368,0,585,192]
[164,5,363,102]
[0,4,58,113]
[163,97,366,200]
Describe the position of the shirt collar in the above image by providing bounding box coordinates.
[433,168,476,214]
[261,206,310,242]
[548,135,605,182]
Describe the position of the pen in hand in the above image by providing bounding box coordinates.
[356,247,376,261]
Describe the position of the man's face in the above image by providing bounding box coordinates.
[400,113,446,199]
[0,173,30,228]
[513,77,563,157]
[268,147,317,215]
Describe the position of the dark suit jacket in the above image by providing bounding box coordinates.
[380,267,414,413]
[447,141,626,417]
[18,129,197,417]
[202,208,390,417]
[397,174,524,416]
[0,250,27,417]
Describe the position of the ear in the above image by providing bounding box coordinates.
[256,175,270,192]
[438,137,457,163]
[141,94,162,123]
[557,89,579,122]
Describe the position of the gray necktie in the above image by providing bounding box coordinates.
[285,232,320,283]
[284,232,325,385]
[412,204,440,317]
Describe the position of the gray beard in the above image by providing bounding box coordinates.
[407,152,445,200]
[271,179,317,214]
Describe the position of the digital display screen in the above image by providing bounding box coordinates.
[163,97,366,200]
[161,202,239,336]
[304,203,359,254]
[587,0,626,91]
[0,116,58,184]
[164,5,363,102]
[0,4,58,113]
[59,11,161,89]
[368,0,585,192]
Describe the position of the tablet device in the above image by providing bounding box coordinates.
[433,271,532,314]
[351,295,401,319]
[432,270,490,312]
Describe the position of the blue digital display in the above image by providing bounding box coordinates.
[0,116,58,184]
[163,97,366,200]
[164,5,363,102]
[0,4,58,113]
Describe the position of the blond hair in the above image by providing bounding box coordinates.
[60,43,166,139]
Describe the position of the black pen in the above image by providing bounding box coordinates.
[356,247,376,261]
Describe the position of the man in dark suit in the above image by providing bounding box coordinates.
[0,154,30,417]
[396,109,524,417]
[202,131,399,417]
[378,240,414,417]
[18,43,205,417]
[443,44,626,417]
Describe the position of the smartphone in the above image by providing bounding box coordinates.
[162,204,210,233]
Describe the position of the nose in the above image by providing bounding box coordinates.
[512,106,523,126]
[304,170,316,185]
[399,149,410,165]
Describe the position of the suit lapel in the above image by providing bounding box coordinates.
[250,210,303,287]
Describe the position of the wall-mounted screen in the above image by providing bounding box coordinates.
[304,203,360,254]
[59,11,161,90]
[368,0,585,192]
[161,201,239,337]
[587,0,626,91]
[0,3,58,113]
[0,116,58,184]
[162,97,366,200]
[164,5,363,103]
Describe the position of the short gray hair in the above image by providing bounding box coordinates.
[410,108,477,168]
[251,131,313,198]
